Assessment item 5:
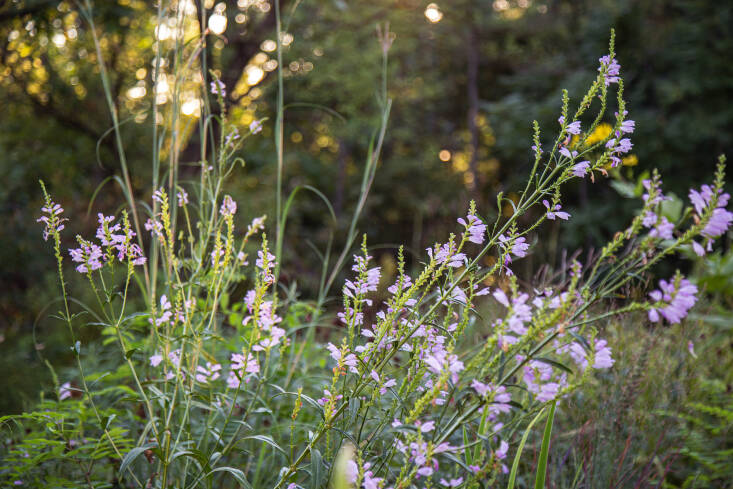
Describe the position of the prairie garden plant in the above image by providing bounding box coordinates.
[2,1,732,488]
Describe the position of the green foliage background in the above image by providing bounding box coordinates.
[0,1,731,486]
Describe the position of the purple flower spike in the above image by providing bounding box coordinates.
[224,128,240,147]
[498,235,530,269]
[210,79,226,97]
[566,121,582,135]
[688,184,733,243]
[592,339,615,369]
[511,237,529,257]
[250,120,263,134]
[69,240,104,273]
[604,130,633,167]
[219,195,237,217]
[704,208,733,238]
[648,276,698,324]
[620,119,635,134]
[38,202,67,241]
[598,55,621,86]
[59,382,72,401]
[458,214,486,244]
[559,147,578,160]
[543,200,570,220]
[642,211,674,240]
[572,161,590,178]
[177,188,189,207]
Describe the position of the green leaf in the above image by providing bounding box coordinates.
[207,466,253,488]
[609,180,637,199]
[534,401,556,489]
[283,102,347,122]
[281,185,337,240]
[119,443,155,476]
[240,435,287,457]
[170,448,211,472]
[311,448,323,489]
[533,357,574,375]
[660,192,683,222]
[568,331,592,351]
[463,426,473,466]
[268,386,323,413]
[507,407,547,489]
[101,414,116,431]
[442,452,474,473]
[348,397,360,425]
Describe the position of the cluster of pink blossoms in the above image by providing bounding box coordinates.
[647,277,698,324]
[224,128,240,148]
[493,287,569,347]
[148,294,190,327]
[227,352,259,389]
[572,160,591,178]
[323,207,625,485]
[560,339,615,371]
[144,217,163,238]
[149,349,181,381]
[338,252,384,332]
[639,177,676,240]
[176,188,188,207]
[210,78,225,97]
[69,241,104,273]
[498,233,529,276]
[636,176,730,323]
[543,200,571,221]
[611,110,637,150]
[37,201,66,241]
[69,213,146,273]
[689,184,733,255]
[636,173,731,324]
[605,121,634,168]
[148,345,258,388]
[369,369,397,395]
[471,381,511,416]
[642,210,675,240]
[394,436,458,479]
[598,55,621,86]
[346,460,383,489]
[195,362,222,383]
[326,342,359,373]
[457,214,486,244]
[428,241,466,269]
[558,115,582,136]
[242,288,285,350]
[555,61,635,175]
[219,194,237,217]
[343,254,381,304]
[255,249,276,284]
[522,357,567,403]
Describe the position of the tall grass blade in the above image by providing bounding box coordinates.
[507,406,547,489]
[534,401,557,489]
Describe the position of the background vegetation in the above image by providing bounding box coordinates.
[1,0,731,487]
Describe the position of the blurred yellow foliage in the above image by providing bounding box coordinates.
[586,123,613,145]
[622,154,638,166]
